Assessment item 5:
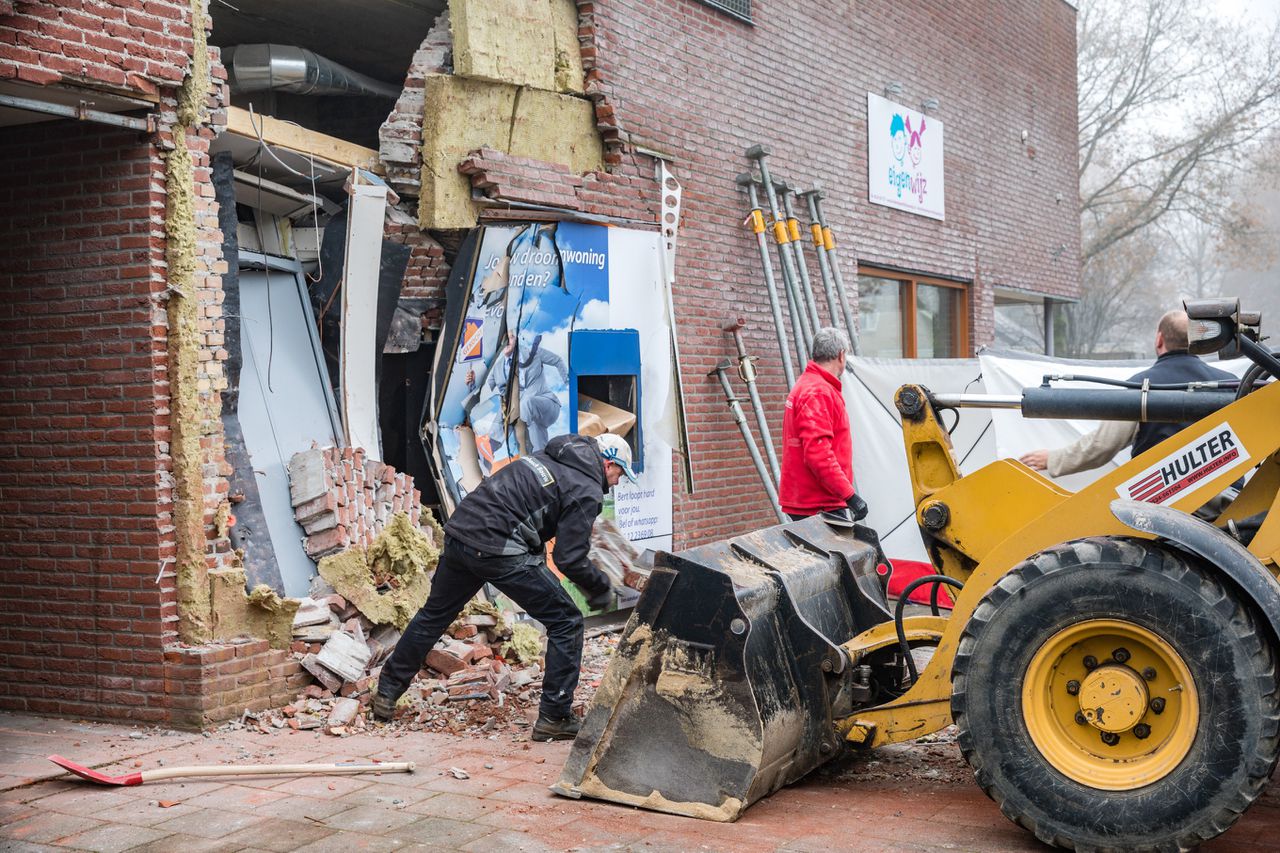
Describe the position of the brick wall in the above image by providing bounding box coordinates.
[0,121,173,721]
[0,0,198,94]
[164,639,308,728]
[575,0,1081,543]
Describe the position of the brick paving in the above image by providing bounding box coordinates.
[4,710,1280,852]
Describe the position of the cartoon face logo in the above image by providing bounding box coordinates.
[889,114,906,164]
[905,116,926,167]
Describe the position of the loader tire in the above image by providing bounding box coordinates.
[952,537,1280,852]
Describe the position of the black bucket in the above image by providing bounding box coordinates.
[553,515,891,820]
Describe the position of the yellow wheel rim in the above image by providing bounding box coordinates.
[1022,618,1199,790]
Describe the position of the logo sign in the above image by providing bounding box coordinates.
[1116,423,1249,505]
[867,92,945,221]
[458,316,484,362]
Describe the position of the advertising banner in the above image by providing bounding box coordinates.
[430,222,674,551]
[867,92,945,220]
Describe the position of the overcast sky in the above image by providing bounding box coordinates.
[1213,0,1280,22]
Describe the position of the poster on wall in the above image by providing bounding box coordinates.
[866,92,945,221]
[427,221,675,552]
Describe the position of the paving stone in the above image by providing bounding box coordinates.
[216,816,334,852]
[402,791,496,822]
[152,805,267,839]
[183,783,290,812]
[289,830,414,852]
[54,821,168,853]
[335,781,436,810]
[91,797,199,828]
[124,833,247,853]
[20,787,135,817]
[3,811,102,844]
[390,816,494,848]
[248,794,356,824]
[458,828,558,852]
[269,774,373,800]
[315,802,421,835]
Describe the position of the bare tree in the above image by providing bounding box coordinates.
[1061,0,1280,356]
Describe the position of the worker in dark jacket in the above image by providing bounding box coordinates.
[779,327,868,521]
[373,432,636,741]
[1020,310,1236,475]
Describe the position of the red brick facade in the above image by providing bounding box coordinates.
[0,122,174,720]
[573,0,1081,542]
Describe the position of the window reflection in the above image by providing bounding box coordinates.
[857,274,904,358]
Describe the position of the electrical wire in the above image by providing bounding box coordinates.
[249,105,275,393]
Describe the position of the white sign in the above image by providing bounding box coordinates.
[867,92,945,220]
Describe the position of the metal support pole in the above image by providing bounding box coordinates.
[724,319,780,486]
[799,187,845,338]
[779,182,823,334]
[747,145,810,368]
[711,361,787,524]
[1043,299,1056,356]
[810,187,861,356]
[737,173,796,386]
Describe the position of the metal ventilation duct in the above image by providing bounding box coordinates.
[224,44,401,100]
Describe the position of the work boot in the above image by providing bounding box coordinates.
[531,713,580,742]
[371,693,398,722]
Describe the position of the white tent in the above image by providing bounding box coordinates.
[846,348,1248,566]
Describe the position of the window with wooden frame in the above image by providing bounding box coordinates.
[856,269,969,358]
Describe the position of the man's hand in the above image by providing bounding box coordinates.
[1019,449,1049,471]
[846,492,869,521]
[585,584,615,612]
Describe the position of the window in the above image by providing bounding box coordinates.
[856,269,968,358]
[694,0,752,24]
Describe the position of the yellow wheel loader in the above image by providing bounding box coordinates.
[554,299,1280,851]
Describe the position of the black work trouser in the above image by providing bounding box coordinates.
[377,536,585,718]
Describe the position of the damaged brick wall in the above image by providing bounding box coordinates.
[380,9,453,200]
[0,0,197,95]
[386,203,450,303]
[0,2,306,726]
[165,640,308,729]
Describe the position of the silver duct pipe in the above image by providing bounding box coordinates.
[224,44,401,100]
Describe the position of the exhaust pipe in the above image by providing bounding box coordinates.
[224,44,401,100]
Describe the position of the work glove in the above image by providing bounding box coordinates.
[846,492,869,522]
[585,584,616,612]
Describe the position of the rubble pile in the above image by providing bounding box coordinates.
[233,498,646,741]
[288,445,428,559]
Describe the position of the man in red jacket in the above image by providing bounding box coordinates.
[779,327,868,521]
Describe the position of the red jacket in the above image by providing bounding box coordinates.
[779,361,855,516]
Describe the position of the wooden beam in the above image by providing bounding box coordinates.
[225,106,385,175]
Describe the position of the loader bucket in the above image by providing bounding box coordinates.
[553,515,892,821]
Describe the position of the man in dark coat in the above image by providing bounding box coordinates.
[373,433,636,741]
[1020,310,1236,476]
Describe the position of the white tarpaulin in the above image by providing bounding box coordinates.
[847,348,1248,566]
[846,356,986,565]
